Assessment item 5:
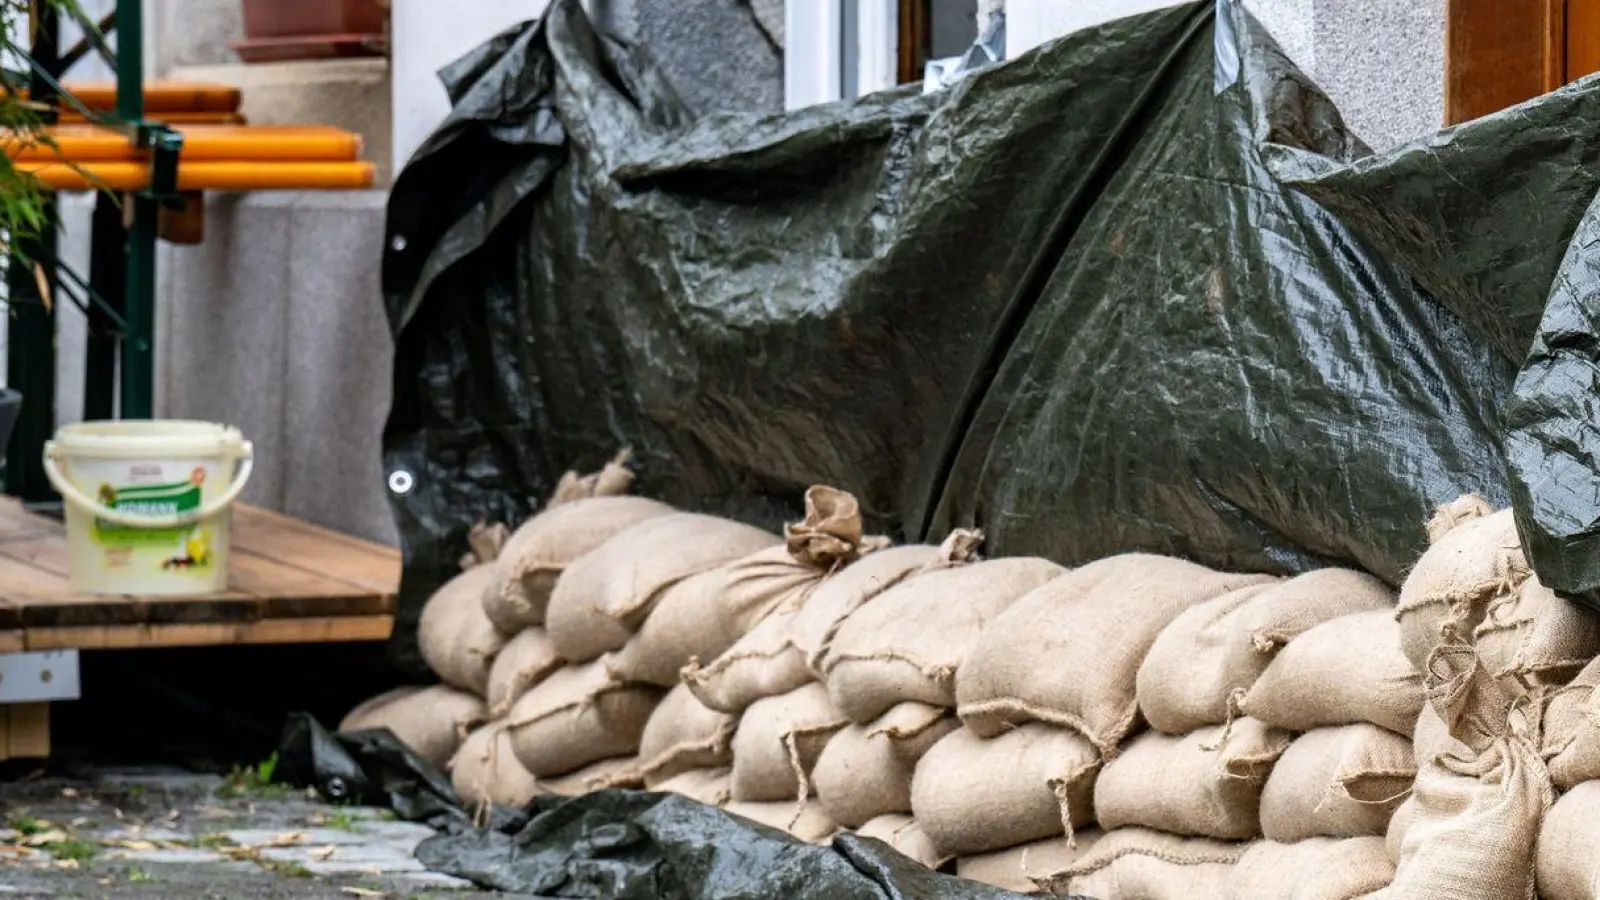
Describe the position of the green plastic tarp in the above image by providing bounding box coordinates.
[380,0,1600,670]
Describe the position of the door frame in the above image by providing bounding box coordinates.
[784,0,900,110]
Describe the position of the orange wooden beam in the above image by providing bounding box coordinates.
[18,160,377,191]
[30,81,243,114]
[7,124,364,163]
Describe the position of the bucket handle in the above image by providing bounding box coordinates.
[42,441,255,529]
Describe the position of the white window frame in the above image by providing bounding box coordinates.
[785,0,899,111]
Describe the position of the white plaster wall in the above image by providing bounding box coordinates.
[1003,0,1444,152]
[390,0,554,173]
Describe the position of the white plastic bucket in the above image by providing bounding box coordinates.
[43,420,254,595]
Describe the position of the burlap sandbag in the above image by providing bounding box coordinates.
[652,767,732,807]
[824,557,1066,724]
[1386,795,1417,864]
[1037,827,1246,900]
[1533,779,1600,900]
[677,487,879,712]
[1259,724,1416,841]
[1137,569,1393,734]
[485,627,562,717]
[1372,635,1552,900]
[546,513,780,663]
[856,815,947,870]
[1240,609,1423,736]
[637,683,736,787]
[418,565,506,696]
[1473,575,1600,686]
[729,682,848,802]
[681,603,811,715]
[955,830,1104,895]
[1094,717,1292,839]
[450,722,540,809]
[793,530,983,676]
[813,701,957,828]
[483,495,674,634]
[339,686,422,730]
[725,801,838,843]
[1542,654,1600,790]
[540,756,645,796]
[602,567,730,687]
[1396,502,1529,675]
[1230,837,1395,900]
[910,724,1099,857]
[338,685,486,768]
[958,554,1275,752]
[506,661,663,777]
[1383,733,1551,900]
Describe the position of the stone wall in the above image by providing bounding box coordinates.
[1004,0,1445,153]
[594,0,783,115]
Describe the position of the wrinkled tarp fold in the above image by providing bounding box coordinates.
[278,715,1042,899]
[382,0,1600,670]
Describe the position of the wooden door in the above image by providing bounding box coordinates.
[1446,0,1600,124]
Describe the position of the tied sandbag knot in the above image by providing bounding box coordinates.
[1424,494,1495,545]
[925,662,957,685]
[785,486,867,570]
[936,528,985,565]
[459,520,511,570]
[549,447,636,507]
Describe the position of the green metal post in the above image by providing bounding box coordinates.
[118,0,157,421]
[5,4,60,503]
[84,193,126,421]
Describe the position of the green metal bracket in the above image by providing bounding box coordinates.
[111,0,179,423]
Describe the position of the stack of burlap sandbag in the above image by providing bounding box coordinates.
[337,518,519,769]
[1382,496,1600,900]
[481,457,802,806]
[943,557,1421,898]
[910,554,1265,893]
[344,478,1600,900]
[606,487,996,845]
[335,452,727,805]
[793,541,1070,865]
[702,524,986,854]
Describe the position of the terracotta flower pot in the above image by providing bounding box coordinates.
[233,0,389,63]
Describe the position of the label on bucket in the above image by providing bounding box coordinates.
[88,465,216,573]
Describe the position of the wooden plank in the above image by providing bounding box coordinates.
[0,497,61,544]
[233,506,400,593]
[22,615,394,651]
[1446,0,1564,124]
[229,552,393,619]
[0,631,22,653]
[4,703,50,759]
[0,535,265,628]
[1570,0,1600,80]
[0,554,80,629]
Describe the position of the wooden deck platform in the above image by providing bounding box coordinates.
[0,498,399,652]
